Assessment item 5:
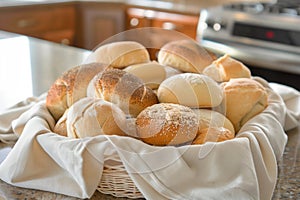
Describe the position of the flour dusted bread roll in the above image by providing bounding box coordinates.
[86,41,150,68]
[46,62,108,121]
[157,39,216,73]
[136,103,198,146]
[66,97,127,138]
[203,54,251,82]
[88,68,158,117]
[157,73,223,108]
[221,78,268,132]
[123,61,181,89]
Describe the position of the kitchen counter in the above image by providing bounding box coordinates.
[0,31,299,199]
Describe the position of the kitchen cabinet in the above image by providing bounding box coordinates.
[126,7,199,59]
[0,4,75,45]
[126,7,199,39]
[75,2,126,50]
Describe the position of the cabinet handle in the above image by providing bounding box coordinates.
[162,22,177,30]
[17,19,36,28]
[130,17,139,27]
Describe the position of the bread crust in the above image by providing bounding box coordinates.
[136,103,199,146]
[46,62,108,121]
[158,39,216,73]
[221,78,268,132]
[90,69,158,117]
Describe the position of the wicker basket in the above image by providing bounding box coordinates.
[97,160,144,199]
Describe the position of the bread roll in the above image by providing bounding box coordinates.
[192,127,234,145]
[157,39,216,73]
[85,41,150,68]
[46,62,107,121]
[88,68,158,117]
[66,97,127,138]
[221,78,268,132]
[53,109,68,137]
[157,73,223,108]
[123,61,181,89]
[203,54,251,82]
[136,103,198,146]
[193,109,235,135]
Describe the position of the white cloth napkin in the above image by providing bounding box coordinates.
[0,83,299,199]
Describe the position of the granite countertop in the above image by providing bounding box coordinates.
[0,31,299,199]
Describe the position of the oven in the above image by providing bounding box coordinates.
[197,0,300,90]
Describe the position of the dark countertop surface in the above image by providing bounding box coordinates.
[0,31,299,200]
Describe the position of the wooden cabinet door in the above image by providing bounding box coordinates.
[75,2,126,50]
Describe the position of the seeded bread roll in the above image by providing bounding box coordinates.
[85,41,150,68]
[203,54,251,82]
[192,127,234,145]
[66,97,127,138]
[157,73,223,108]
[193,109,235,135]
[221,78,268,132]
[87,68,158,117]
[123,61,181,89]
[46,62,107,121]
[157,39,216,73]
[136,103,199,146]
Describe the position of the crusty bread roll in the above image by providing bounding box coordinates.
[157,39,216,73]
[53,109,68,137]
[192,127,234,145]
[193,109,235,135]
[88,68,158,117]
[221,78,268,132]
[46,62,107,121]
[66,97,127,138]
[85,41,150,68]
[157,73,223,108]
[136,103,199,146]
[123,61,181,89]
[203,54,251,82]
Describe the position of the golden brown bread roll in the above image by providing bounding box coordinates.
[87,68,158,117]
[85,41,150,68]
[66,97,127,138]
[193,109,235,135]
[136,103,199,146]
[192,127,235,145]
[157,39,217,73]
[157,73,223,108]
[46,62,107,121]
[220,78,268,132]
[123,61,181,89]
[203,54,251,82]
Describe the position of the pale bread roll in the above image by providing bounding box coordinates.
[88,68,158,117]
[86,41,150,68]
[157,73,223,108]
[157,39,216,73]
[221,78,268,132]
[46,62,107,121]
[203,54,251,82]
[66,97,127,138]
[192,127,235,145]
[136,103,199,146]
[123,61,181,89]
[193,109,235,135]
